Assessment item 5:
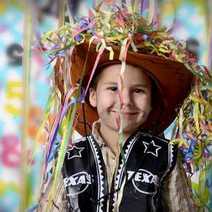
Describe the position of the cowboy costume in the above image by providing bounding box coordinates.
[36,2,207,211]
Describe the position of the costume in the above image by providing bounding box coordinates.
[38,122,197,212]
[63,130,177,212]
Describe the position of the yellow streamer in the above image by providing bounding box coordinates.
[194,102,201,134]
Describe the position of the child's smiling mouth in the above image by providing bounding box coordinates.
[111,110,139,116]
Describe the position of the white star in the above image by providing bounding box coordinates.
[66,146,85,160]
[143,140,161,157]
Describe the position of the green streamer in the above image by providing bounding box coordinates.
[20,0,32,211]
[47,102,78,209]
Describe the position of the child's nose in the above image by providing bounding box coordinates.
[121,89,131,106]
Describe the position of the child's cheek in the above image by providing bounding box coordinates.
[114,111,121,129]
[102,92,116,104]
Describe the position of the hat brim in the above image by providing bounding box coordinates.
[70,43,193,135]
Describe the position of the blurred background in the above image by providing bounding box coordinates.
[0,0,211,211]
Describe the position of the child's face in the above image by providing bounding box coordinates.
[89,64,152,134]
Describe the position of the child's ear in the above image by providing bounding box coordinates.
[89,88,97,107]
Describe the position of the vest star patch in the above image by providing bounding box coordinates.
[66,146,85,160]
[143,140,161,157]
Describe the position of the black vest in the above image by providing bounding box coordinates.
[62,130,178,212]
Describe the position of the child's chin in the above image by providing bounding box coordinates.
[111,119,141,134]
[120,124,140,135]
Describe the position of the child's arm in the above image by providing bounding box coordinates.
[162,154,199,212]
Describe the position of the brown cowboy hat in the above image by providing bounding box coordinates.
[66,42,194,135]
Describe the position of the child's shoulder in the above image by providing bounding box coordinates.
[72,136,88,144]
[69,130,93,145]
[138,131,170,143]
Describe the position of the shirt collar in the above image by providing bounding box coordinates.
[92,120,106,147]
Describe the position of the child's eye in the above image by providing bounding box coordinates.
[107,86,118,92]
[133,88,145,93]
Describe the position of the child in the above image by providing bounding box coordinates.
[38,3,200,212]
